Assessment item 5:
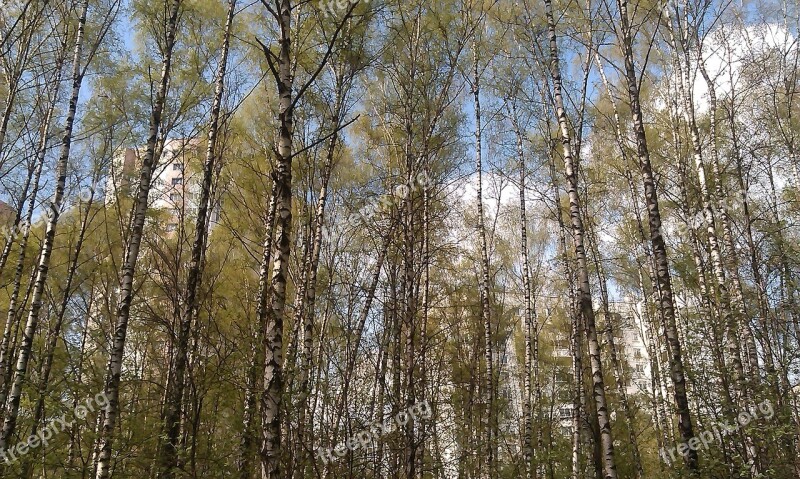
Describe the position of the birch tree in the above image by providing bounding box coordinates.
[543,0,618,476]
[0,0,119,451]
[94,1,181,477]
[157,1,236,475]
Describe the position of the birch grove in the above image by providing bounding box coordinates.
[0,0,799,477]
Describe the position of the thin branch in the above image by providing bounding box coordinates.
[255,36,281,86]
[290,1,358,110]
[291,114,359,159]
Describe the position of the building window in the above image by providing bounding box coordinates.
[170,192,180,202]
[634,348,642,359]
[559,407,572,420]
[635,363,645,373]
[554,338,570,357]
[172,177,183,186]
[166,223,177,232]
[172,163,183,171]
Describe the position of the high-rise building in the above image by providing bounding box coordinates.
[496,298,654,440]
[608,301,653,396]
[105,138,220,233]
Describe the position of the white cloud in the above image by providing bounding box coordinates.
[692,23,797,112]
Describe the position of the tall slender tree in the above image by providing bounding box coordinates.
[612,0,698,470]
[0,0,117,450]
[94,1,181,477]
[158,1,236,475]
[543,0,618,476]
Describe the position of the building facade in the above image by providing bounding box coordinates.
[105,138,220,233]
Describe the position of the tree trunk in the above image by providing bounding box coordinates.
[0,34,65,280]
[294,73,347,477]
[697,59,760,376]
[511,106,537,479]
[0,0,91,450]
[158,2,234,475]
[674,140,733,411]
[545,109,582,479]
[20,165,97,478]
[472,31,495,479]
[614,0,697,470]
[543,0,618,477]
[67,286,95,476]
[94,1,181,477]
[402,122,417,479]
[671,24,747,408]
[260,2,293,476]
[333,221,392,431]
[0,30,68,403]
[588,221,644,479]
[241,184,277,479]
[0,70,56,410]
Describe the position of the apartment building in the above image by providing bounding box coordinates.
[105,138,220,233]
[498,298,653,439]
